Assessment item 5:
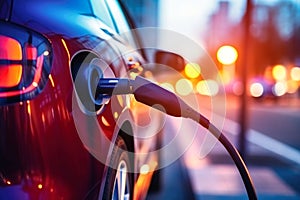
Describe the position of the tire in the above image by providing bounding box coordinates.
[102,136,133,200]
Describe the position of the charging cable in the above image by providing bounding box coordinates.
[97,76,257,199]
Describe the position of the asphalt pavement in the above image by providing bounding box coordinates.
[147,95,300,199]
[146,116,196,200]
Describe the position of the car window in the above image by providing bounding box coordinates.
[91,0,115,30]
[91,0,134,46]
[104,0,142,51]
[104,0,130,34]
[92,0,144,59]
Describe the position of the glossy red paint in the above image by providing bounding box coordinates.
[0,0,161,199]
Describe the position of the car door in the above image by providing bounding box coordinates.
[102,0,163,180]
[98,0,163,176]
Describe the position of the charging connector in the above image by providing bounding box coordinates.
[97,76,257,199]
[96,78,133,96]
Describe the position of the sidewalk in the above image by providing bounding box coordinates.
[146,116,196,200]
[148,104,300,199]
[185,143,300,199]
[177,116,300,200]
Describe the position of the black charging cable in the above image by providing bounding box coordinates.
[97,76,257,199]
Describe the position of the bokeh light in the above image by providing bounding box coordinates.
[272,81,287,96]
[272,65,286,81]
[160,82,175,92]
[250,82,264,97]
[184,63,201,79]
[232,81,243,96]
[291,67,300,81]
[196,80,219,96]
[287,80,298,94]
[175,78,193,96]
[140,164,150,175]
[217,45,238,65]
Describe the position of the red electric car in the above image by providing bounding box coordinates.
[0,0,162,199]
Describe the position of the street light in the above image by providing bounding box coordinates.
[291,67,300,81]
[217,45,238,85]
[272,64,286,81]
[217,45,238,65]
[184,63,201,79]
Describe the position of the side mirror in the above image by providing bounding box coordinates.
[154,50,185,71]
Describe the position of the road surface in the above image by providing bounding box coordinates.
[148,95,300,199]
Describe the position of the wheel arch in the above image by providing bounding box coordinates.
[118,120,135,154]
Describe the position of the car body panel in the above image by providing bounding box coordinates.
[0,0,161,199]
[0,0,12,20]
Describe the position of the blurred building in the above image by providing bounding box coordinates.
[204,0,300,78]
[205,1,241,54]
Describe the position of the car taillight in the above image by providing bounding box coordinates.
[0,21,52,105]
[0,36,22,87]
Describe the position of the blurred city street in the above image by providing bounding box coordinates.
[148,94,300,199]
[123,0,300,199]
[190,95,300,199]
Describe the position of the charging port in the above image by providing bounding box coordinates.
[72,55,116,114]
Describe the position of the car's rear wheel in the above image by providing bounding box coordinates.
[102,136,133,200]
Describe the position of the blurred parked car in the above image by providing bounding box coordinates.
[0,0,162,199]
